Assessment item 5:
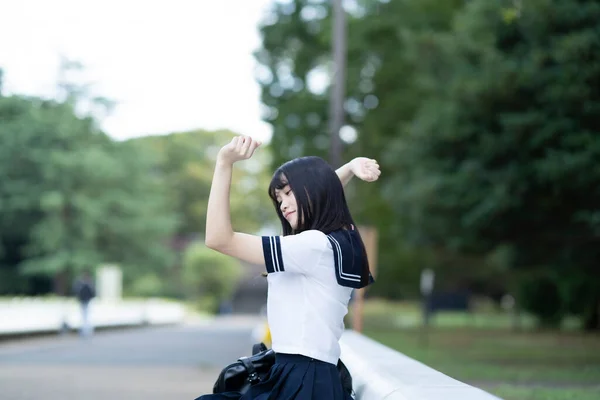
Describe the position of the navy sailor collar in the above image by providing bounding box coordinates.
[326,227,375,289]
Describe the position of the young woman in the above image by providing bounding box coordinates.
[197,135,380,400]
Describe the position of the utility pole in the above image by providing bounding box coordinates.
[329,1,375,334]
[328,0,346,169]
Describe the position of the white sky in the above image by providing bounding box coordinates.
[0,0,275,142]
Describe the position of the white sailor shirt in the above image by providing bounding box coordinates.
[261,229,370,365]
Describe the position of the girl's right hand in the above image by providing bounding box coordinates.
[217,136,262,166]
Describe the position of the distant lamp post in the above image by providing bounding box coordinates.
[420,268,435,297]
[420,268,435,344]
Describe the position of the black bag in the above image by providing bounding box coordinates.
[212,343,354,396]
[212,343,275,394]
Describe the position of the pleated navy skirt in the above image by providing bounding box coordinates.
[195,353,353,400]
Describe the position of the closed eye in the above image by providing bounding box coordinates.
[275,186,291,202]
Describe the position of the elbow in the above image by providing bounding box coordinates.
[205,237,221,250]
[205,235,230,251]
[205,228,233,251]
[204,227,220,250]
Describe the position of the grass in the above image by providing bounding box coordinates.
[490,386,600,400]
[359,299,600,400]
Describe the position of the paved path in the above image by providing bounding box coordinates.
[0,315,263,400]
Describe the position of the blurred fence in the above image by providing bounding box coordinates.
[0,297,185,336]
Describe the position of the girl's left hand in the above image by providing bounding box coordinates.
[350,157,381,182]
[218,136,262,165]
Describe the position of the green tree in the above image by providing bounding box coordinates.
[0,67,177,295]
[255,0,333,169]
[256,0,600,330]
[255,0,464,299]
[382,0,600,328]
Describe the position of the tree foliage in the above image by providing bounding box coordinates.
[0,94,177,293]
[385,0,600,328]
[256,0,600,328]
[0,61,275,298]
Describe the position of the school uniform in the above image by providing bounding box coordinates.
[196,228,373,400]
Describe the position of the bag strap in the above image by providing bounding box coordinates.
[252,342,268,355]
[238,357,260,384]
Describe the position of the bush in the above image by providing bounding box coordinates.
[128,273,166,297]
[518,274,564,328]
[182,242,242,313]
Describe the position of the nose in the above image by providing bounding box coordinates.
[280,202,288,213]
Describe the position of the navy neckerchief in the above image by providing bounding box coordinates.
[326,228,375,289]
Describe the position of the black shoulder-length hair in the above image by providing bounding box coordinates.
[268,156,371,287]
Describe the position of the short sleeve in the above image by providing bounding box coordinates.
[261,230,326,275]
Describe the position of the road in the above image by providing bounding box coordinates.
[0,315,263,400]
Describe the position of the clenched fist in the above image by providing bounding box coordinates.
[218,136,262,166]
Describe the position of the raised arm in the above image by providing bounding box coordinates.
[205,136,265,265]
[336,162,355,187]
[336,157,381,187]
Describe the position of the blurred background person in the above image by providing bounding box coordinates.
[72,269,96,338]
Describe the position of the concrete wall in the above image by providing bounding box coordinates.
[340,330,503,400]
